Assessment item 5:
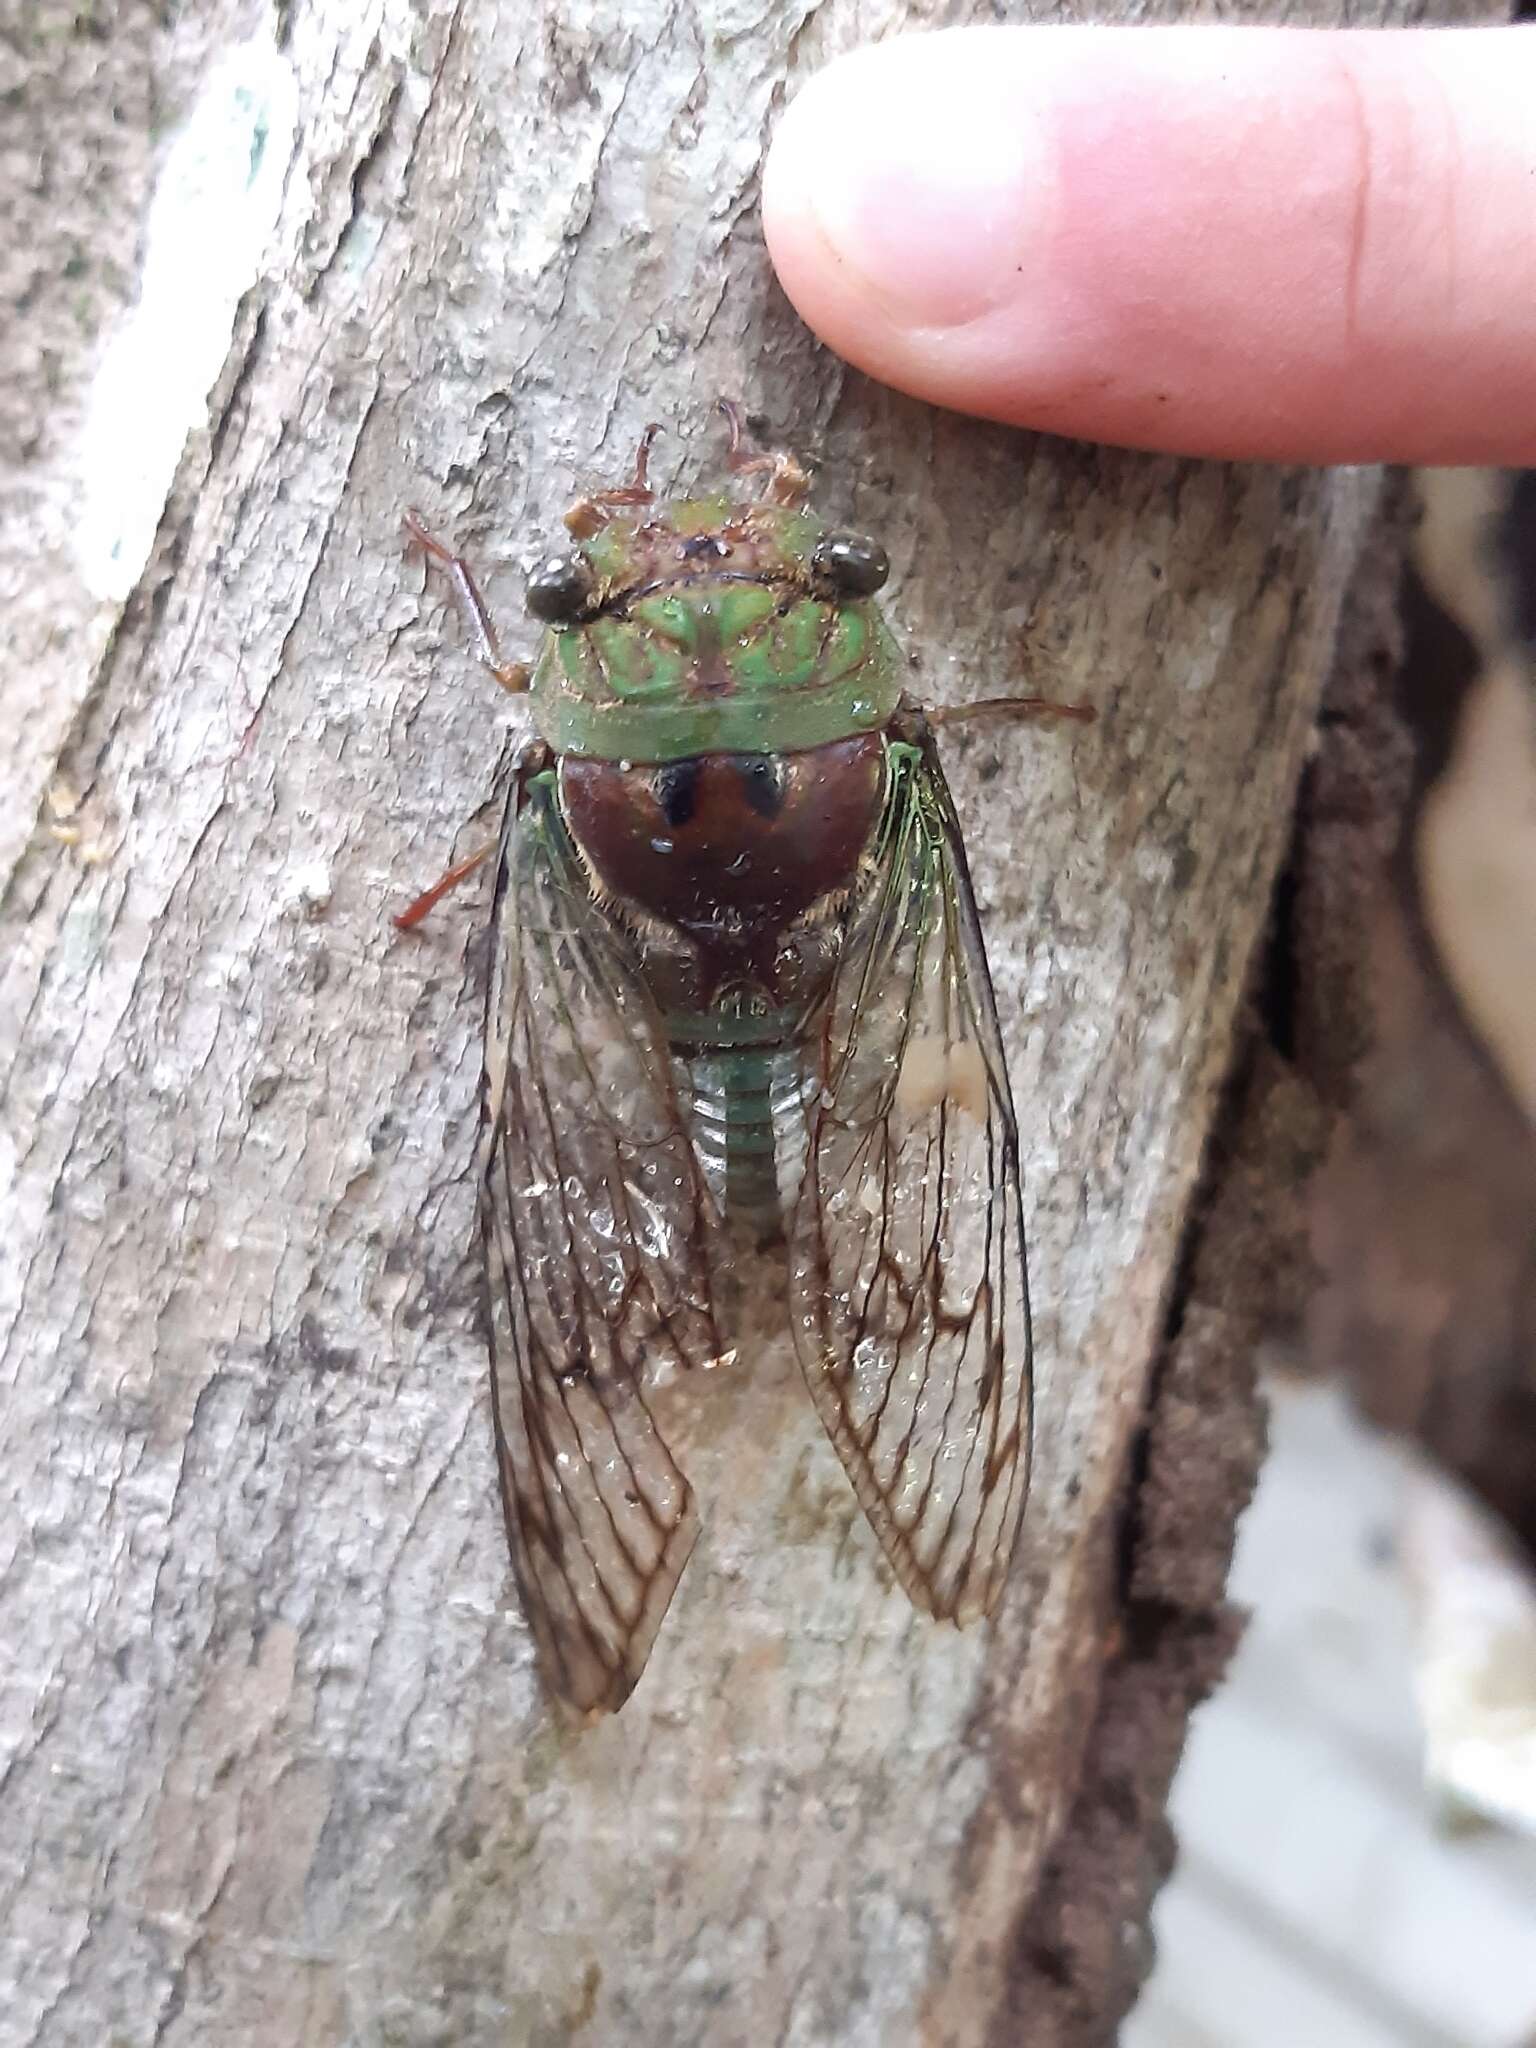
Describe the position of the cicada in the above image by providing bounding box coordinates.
[399,406,1091,1715]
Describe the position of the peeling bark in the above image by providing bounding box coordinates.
[0,3,1471,2043]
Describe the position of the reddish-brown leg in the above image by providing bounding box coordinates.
[402,510,529,694]
[563,424,664,535]
[716,397,810,507]
[392,843,496,932]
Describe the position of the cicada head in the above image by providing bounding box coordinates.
[525,477,905,766]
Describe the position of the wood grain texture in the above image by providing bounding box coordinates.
[0,2,1460,2042]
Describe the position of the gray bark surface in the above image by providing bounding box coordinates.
[0,2,1454,2042]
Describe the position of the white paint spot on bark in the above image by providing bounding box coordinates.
[75,32,297,600]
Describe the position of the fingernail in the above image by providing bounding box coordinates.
[769,39,1051,330]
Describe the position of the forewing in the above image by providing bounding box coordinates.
[482,758,725,1715]
[788,730,1031,1622]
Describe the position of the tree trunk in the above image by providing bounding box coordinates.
[0,3,1466,2043]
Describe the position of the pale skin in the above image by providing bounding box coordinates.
[761,25,1536,467]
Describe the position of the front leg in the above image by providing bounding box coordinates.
[403,510,530,695]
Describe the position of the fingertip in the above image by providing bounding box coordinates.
[764,26,1536,466]
[764,37,1054,336]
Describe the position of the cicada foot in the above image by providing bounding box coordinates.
[716,397,811,508]
[402,509,530,695]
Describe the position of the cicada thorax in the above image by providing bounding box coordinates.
[558,734,885,998]
[530,501,904,764]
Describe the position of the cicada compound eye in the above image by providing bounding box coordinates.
[810,531,890,599]
[526,550,597,624]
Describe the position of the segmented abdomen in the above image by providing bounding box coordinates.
[675,1035,816,1248]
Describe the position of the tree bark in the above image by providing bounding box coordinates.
[0,3,1468,2043]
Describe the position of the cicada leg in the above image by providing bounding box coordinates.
[395,515,524,923]
[563,423,664,536]
[392,738,547,932]
[716,397,811,508]
[402,509,530,695]
[392,843,496,932]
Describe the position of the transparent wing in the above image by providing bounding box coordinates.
[481,757,726,1716]
[788,727,1031,1622]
